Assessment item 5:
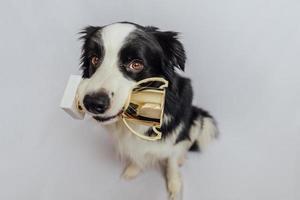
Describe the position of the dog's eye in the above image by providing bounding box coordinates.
[128,59,144,72]
[90,56,99,66]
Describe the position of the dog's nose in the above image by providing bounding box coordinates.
[83,92,110,114]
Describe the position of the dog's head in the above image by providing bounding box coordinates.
[77,22,186,123]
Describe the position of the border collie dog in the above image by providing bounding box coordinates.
[77,22,218,199]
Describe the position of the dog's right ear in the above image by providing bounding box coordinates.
[79,26,101,40]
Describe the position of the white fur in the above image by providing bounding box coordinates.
[106,118,184,168]
[105,115,216,199]
[197,117,218,149]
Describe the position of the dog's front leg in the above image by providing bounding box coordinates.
[166,157,182,200]
[122,161,142,180]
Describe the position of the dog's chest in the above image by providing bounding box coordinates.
[106,122,174,166]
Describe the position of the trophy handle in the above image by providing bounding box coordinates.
[122,117,162,141]
[135,77,169,89]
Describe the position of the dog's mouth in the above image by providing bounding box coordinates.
[93,110,123,123]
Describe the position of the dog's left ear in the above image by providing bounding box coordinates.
[150,30,186,71]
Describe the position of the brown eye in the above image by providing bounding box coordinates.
[91,56,99,66]
[128,60,144,72]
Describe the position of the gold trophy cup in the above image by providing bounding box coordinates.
[122,77,168,141]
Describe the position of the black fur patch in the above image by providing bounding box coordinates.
[189,141,200,152]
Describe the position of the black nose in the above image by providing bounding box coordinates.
[83,92,110,114]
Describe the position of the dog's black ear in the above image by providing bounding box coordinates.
[149,29,186,71]
[79,26,101,40]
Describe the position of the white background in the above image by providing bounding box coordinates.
[0,0,299,200]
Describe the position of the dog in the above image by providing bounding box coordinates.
[76,22,218,199]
